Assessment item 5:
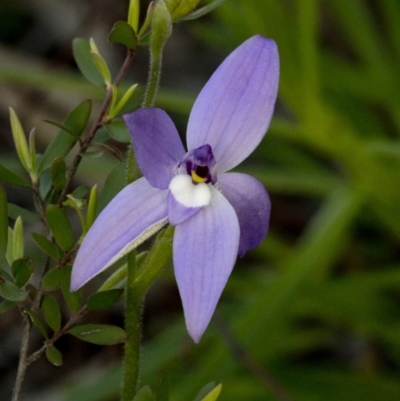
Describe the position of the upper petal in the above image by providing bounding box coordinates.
[71,178,168,290]
[187,35,279,173]
[218,172,271,257]
[123,108,186,189]
[173,188,240,342]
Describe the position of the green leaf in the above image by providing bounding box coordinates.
[104,120,131,142]
[80,150,104,159]
[39,169,52,199]
[156,371,169,401]
[25,309,48,339]
[72,186,90,199]
[0,163,30,187]
[127,0,140,32]
[85,184,98,232]
[46,205,74,252]
[9,108,32,172]
[39,100,92,173]
[42,268,63,291]
[41,294,61,332]
[90,51,111,86]
[11,258,34,287]
[0,299,16,314]
[72,38,104,86]
[50,158,67,191]
[132,386,156,401]
[193,383,217,401]
[5,227,14,265]
[0,280,27,302]
[12,216,24,261]
[0,185,7,266]
[166,0,201,21]
[68,323,126,345]
[99,251,147,291]
[181,0,226,21]
[134,226,173,294]
[8,203,40,223]
[32,232,62,260]
[46,345,63,366]
[61,265,81,313]
[87,289,123,311]
[108,21,138,49]
[98,162,126,213]
[199,384,222,401]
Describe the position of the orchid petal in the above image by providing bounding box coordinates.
[218,173,271,256]
[123,108,185,189]
[187,35,279,173]
[71,178,168,290]
[173,188,240,342]
[168,174,211,225]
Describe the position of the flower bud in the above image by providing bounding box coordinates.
[165,0,201,21]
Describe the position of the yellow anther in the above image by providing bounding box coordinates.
[191,171,207,183]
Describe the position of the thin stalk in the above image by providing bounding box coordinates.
[12,256,51,401]
[121,251,143,400]
[12,313,31,401]
[58,48,136,205]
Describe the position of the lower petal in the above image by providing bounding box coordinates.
[71,178,168,290]
[218,172,271,256]
[168,174,211,225]
[173,188,240,342]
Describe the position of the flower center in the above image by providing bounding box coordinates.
[191,165,209,184]
[181,144,217,185]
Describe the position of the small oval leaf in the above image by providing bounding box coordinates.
[46,205,74,252]
[87,289,123,311]
[32,233,62,260]
[11,258,34,287]
[104,120,131,142]
[46,345,63,366]
[42,294,61,332]
[50,158,67,191]
[25,309,48,339]
[72,38,104,86]
[42,268,63,291]
[68,324,126,345]
[0,280,27,302]
[61,265,81,313]
[40,100,92,173]
[108,21,138,49]
[0,163,30,187]
[8,203,40,223]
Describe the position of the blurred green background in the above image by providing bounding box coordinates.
[1,0,400,400]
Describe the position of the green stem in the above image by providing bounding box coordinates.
[142,51,163,108]
[121,251,143,401]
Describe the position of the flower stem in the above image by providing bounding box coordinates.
[141,0,172,107]
[121,251,143,401]
[142,51,163,108]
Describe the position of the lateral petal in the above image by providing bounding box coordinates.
[218,173,271,257]
[71,178,168,290]
[173,188,240,342]
[187,35,279,173]
[123,108,186,189]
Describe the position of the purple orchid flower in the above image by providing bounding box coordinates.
[71,35,279,342]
